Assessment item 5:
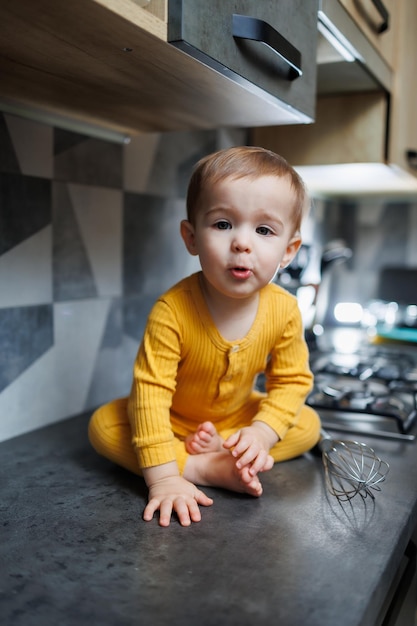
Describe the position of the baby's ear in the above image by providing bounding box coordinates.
[180,220,198,256]
[280,234,302,269]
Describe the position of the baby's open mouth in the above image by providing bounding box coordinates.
[230,267,252,279]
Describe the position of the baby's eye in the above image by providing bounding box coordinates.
[256,226,273,236]
[215,220,231,230]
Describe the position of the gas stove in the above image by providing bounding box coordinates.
[307,345,417,440]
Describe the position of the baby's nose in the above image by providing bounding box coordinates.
[231,230,252,252]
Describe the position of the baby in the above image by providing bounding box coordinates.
[89,146,321,526]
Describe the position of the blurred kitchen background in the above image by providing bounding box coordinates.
[1,111,417,442]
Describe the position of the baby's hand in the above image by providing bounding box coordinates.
[223,422,277,477]
[144,474,213,527]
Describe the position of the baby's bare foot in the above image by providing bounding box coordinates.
[236,466,264,497]
[184,451,264,497]
[185,422,223,455]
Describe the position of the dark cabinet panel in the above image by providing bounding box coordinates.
[168,0,319,123]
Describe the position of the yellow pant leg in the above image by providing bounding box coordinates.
[88,397,189,475]
[88,398,141,475]
[88,398,321,476]
[269,405,321,462]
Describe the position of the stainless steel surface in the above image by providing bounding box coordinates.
[321,421,416,442]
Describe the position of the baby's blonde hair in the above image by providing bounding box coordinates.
[186,146,309,233]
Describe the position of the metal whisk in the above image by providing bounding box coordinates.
[319,430,390,501]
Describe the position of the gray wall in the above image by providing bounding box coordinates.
[0,112,245,441]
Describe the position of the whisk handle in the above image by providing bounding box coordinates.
[318,428,334,453]
[319,438,334,453]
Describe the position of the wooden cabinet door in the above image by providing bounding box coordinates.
[337,0,397,68]
[389,0,417,177]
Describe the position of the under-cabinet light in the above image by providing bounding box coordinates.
[0,99,131,144]
[317,14,356,63]
[295,163,417,199]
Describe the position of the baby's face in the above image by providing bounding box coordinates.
[182,174,301,302]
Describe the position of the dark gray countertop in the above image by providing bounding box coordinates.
[1,408,417,626]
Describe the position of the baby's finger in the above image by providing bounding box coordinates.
[222,430,240,449]
[158,499,174,527]
[230,434,255,459]
[186,497,204,523]
[171,497,193,527]
[249,449,269,476]
[235,443,258,469]
[143,497,161,522]
[260,454,275,472]
[195,488,214,507]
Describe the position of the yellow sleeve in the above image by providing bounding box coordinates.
[127,299,181,468]
[254,300,313,440]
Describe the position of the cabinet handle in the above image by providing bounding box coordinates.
[232,14,302,81]
[371,0,389,34]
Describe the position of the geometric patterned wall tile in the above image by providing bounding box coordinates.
[123,194,199,297]
[123,127,246,196]
[100,298,123,349]
[176,137,218,198]
[0,345,57,442]
[0,299,109,442]
[69,184,122,297]
[52,183,97,301]
[84,335,136,410]
[53,299,111,414]
[85,297,139,409]
[123,193,164,296]
[0,172,51,255]
[0,114,20,174]
[124,132,160,193]
[123,295,156,343]
[0,226,52,309]
[54,128,123,188]
[145,129,217,197]
[5,114,53,179]
[54,128,88,154]
[0,304,53,393]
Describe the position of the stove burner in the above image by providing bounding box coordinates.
[312,349,416,382]
[308,349,417,434]
[311,376,390,409]
[320,378,386,410]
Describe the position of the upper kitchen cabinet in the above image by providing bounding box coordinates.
[0,0,319,138]
[337,0,396,68]
[252,0,417,197]
[316,0,394,96]
[389,0,417,179]
[168,1,318,125]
